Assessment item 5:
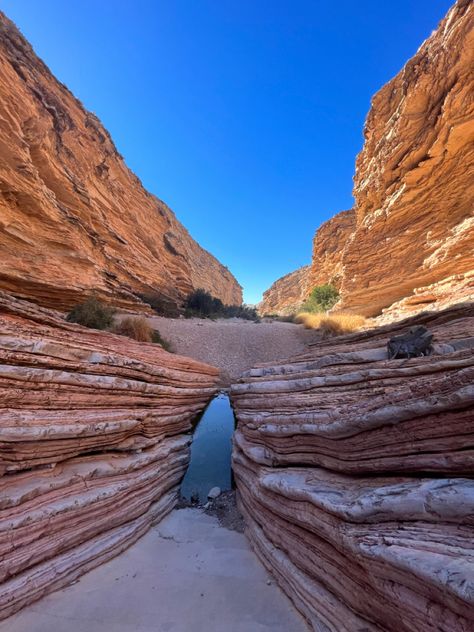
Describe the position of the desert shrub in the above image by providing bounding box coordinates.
[113,316,153,342]
[222,304,259,320]
[185,289,259,321]
[295,311,366,336]
[66,296,115,330]
[185,289,216,317]
[151,329,173,352]
[113,317,173,351]
[302,284,339,313]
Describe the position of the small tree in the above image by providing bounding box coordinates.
[303,284,339,313]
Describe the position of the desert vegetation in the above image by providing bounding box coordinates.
[66,295,115,329]
[67,299,172,350]
[295,311,366,336]
[301,284,339,313]
[184,289,259,320]
[112,316,154,342]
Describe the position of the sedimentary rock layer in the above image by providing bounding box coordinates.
[0,12,242,310]
[306,209,355,293]
[262,0,474,317]
[231,304,474,630]
[0,292,219,619]
[260,266,311,315]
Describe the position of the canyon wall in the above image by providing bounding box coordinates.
[0,291,219,619]
[261,0,474,318]
[0,12,242,312]
[260,265,311,315]
[231,303,474,630]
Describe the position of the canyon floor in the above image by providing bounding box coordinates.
[135,315,316,385]
[1,508,307,632]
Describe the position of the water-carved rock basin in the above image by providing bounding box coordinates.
[181,393,236,502]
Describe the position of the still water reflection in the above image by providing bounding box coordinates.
[180,393,235,503]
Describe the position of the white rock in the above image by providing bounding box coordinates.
[207,487,221,500]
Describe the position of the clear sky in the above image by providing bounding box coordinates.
[3,0,453,304]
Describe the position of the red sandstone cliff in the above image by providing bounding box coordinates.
[0,13,242,311]
[261,0,473,318]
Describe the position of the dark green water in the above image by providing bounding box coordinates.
[180,393,236,503]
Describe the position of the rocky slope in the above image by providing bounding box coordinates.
[261,0,473,318]
[0,12,242,312]
[231,303,474,630]
[0,291,219,619]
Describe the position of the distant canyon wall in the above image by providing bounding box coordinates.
[0,12,242,311]
[261,0,474,318]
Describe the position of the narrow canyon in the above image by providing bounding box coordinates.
[0,2,473,631]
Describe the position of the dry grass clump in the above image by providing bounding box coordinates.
[295,312,325,328]
[113,316,173,351]
[295,311,366,336]
[113,316,154,342]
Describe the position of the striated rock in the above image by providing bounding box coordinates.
[0,291,219,619]
[231,303,474,630]
[375,271,474,325]
[0,12,242,311]
[259,266,311,315]
[340,0,474,316]
[262,0,474,318]
[307,209,355,293]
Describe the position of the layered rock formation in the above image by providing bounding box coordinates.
[260,266,311,315]
[231,304,474,630]
[261,0,474,318]
[375,270,474,325]
[0,291,219,619]
[0,12,242,311]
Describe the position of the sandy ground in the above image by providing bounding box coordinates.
[1,509,308,632]
[142,316,315,384]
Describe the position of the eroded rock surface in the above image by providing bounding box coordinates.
[0,292,220,619]
[231,303,474,630]
[260,266,311,315]
[261,0,474,318]
[0,12,242,311]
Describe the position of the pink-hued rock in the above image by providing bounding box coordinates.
[231,303,474,630]
[0,292,219,619]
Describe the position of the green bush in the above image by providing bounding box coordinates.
[302,284,339,313]
[66,296,115,330]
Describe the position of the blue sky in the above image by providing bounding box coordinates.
[3,1,453,304]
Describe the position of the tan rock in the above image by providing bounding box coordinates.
[262,0,474,319]
[259,265,311,315]
[0,12,242,311]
